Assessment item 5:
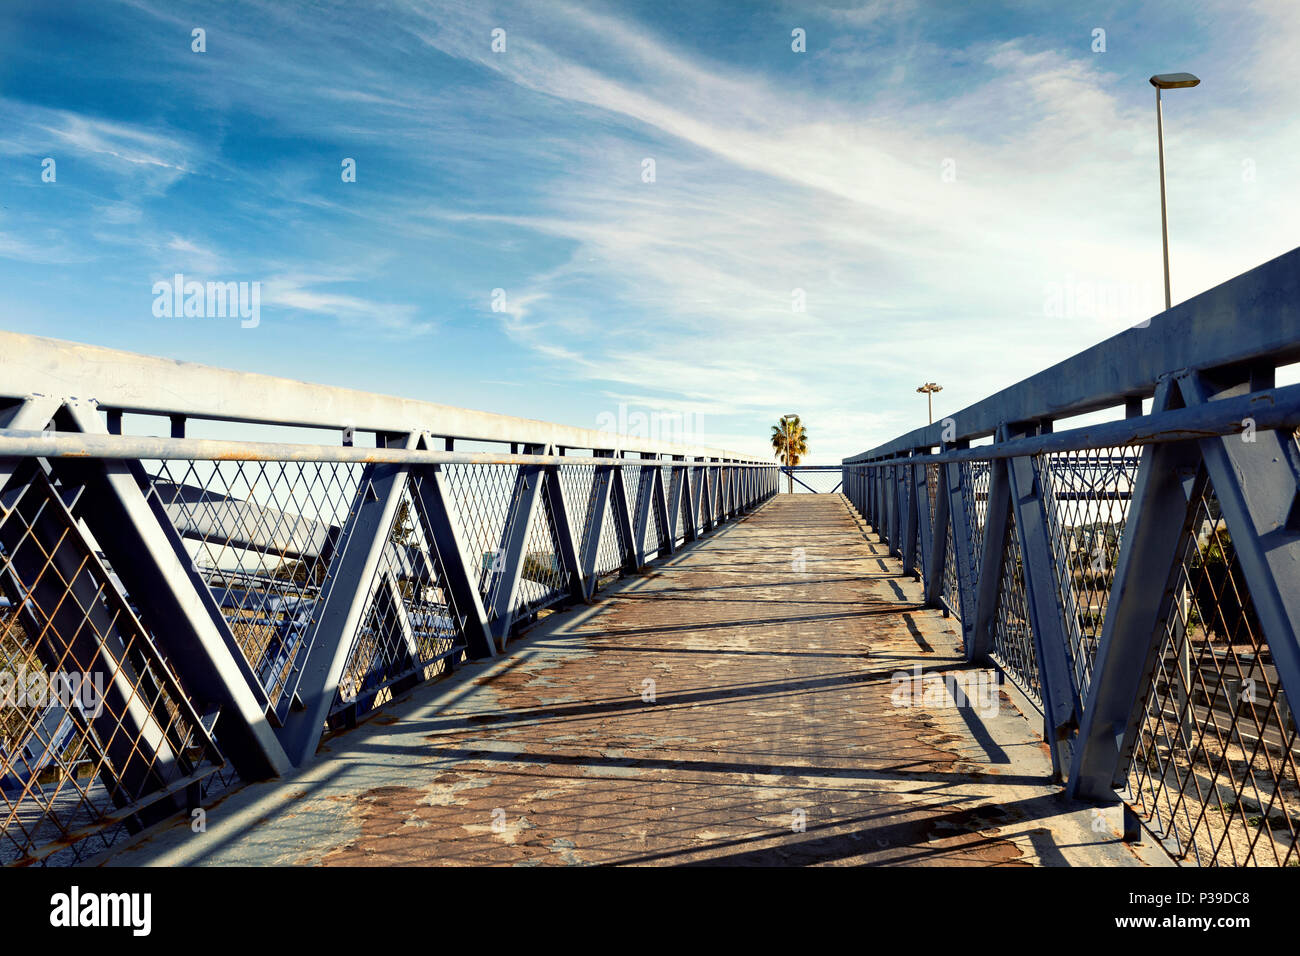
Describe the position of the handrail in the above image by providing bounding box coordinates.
[0,330,762,462]
[0,429,778,467]
[845,244,1300,463]
[842,383,1300,466]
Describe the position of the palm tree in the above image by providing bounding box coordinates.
[771,416,809,494]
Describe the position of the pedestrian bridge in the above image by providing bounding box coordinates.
[99,494,1136,867]
[2,246,1300,867]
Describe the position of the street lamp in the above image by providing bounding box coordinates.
[1151,72,1201,749]
[1150,72,1200,311]
[916,383,942,424]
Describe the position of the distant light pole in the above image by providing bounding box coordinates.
[916,383,942,424]
[1150,72,1200,310]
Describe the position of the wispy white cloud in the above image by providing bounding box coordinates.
[0,100,196,193]
[400,0,1300,457]
[262,274,432,334]
[8,0,1298,461]
[0,230,91,265]
[163,236,227,274]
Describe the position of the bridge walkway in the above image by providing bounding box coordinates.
[108,494,1157,866]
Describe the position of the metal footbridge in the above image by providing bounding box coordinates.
[2,246,1300,867]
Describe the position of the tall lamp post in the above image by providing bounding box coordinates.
[1150,72,1200,310]
[916,383,942,425]
[1151,69,1202,755]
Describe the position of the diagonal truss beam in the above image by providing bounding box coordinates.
[1068,380,1202,800]
[970,456,1012,663]
[578,457,615,599]
[410,457,495,660]
[1005,423,1081,779]
[281,431,418,765]
[1178,369,1300,758]
[52,402,291,779]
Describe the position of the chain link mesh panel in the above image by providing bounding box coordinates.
[942,518,961,620]
[1039,447,1140,702]
[441,464,516,608]
[511,477,568,619]
[332,475,467,719]
[1124,469,1299,866]
[144,458,362,711]
[991,508,1042,706]
[594,477,626,577]
[1,466,223,866]
[960,461,991,598]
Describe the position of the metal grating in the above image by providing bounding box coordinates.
[899,466,911,564]
[926,463,939,529]
[1,466,223,866]
[673,468,689,546]
[915,470,925,582]
[332,476,466,719]
[594,478,625,577]
[942,517,961,620]
[1039,447,1140,702]
[688,467,703,536]
[442,463,517,606]
[1124,473,1299,866]
[645,468,664,556]
[556,465,597,553]
[144,458,362,711]
[782,470,844,494]
[960,461,992,597]
[991,507,1042,706]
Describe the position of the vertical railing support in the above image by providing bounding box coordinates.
[944,445,979,653]
[577,452,615,597]
[970,454,1012,663]
[909,457,930,585]
[1005,422,1081,780]
[543,461,585,603]
[924,463,949,608]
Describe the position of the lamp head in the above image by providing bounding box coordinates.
[1150,73,1200,90]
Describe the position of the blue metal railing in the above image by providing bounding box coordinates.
[0,339,777,865]
[842,245,1300,866]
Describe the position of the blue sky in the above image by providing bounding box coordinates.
[2,0,1297,461]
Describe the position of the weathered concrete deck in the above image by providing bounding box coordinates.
[108,494,1163,866]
